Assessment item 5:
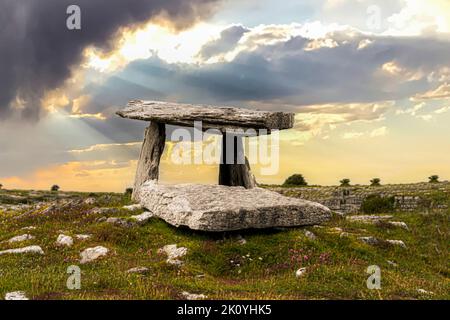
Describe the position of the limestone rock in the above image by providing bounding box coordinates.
[138,182,331,232]
[75,234,91,240]
[295,267,307,278]
[84,197,96,205]
[126,267,149,274]
[56,234,73,247]
[388,221,409,230]
[123,204,143,211]
[304,230,317,240]
[130,211,154,224]
[0,245,44,256]
[117,100,294,134]
[181,291,208,300]
[5,291,29,300]
[158,244,187,266]
[386,239,407,248]
[347,215,393,222]
[8,234,34,243]
[80,246,109,264]
[359,236,380,246]
[106,217,135,228]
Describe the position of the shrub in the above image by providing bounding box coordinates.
[370,178,381,186]
[428,175,439,183]
[361,195,395,214]
[125,188,133,196]
[283,174,308,187]
[340,179,351,187]
[51,185,60,192]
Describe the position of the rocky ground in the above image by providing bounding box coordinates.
[0,188,448,300]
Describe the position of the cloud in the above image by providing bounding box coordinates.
[197,24,250,61]
[413,83,450,100]
[0,0,220,120]
[370,126,388,137]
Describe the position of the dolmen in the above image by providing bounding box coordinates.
[117,100,331,232]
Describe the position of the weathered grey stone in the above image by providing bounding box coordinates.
[0,245,44,256]
[181,291,208,300]
[295,267,307,278]
[5,291,29,300]
[80,246,109,264]
[138,181,331,232]
[117,100,294,133]
[56,234,73,247]
[75,234,91,240]
[304,230,317,240]
[106,217,135,228]
[386,239,407,248]
[347,215,393,222]
[126,267,150,274]
[123,204,143,211]
[8,234,34,243]
[158,244,187,266]
[130,211,154,224]
[132,122,166,201]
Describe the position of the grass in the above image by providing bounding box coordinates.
[0,188,448,300]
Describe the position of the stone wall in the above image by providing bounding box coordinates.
[270,182,450,214]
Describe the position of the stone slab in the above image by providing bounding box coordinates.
[138,181,331,231]
[116,100,294,133]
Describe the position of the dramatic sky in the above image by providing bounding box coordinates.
[1,0,449,191]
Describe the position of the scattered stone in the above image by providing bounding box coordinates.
[138,181,331,232]
[236,234,247,245]
[195,274,205,279]
[329,227,343,233]
[359,236,380,246]
[5,291,29,300]
[295,267,307,278]
[303,230,317,240]
[158,244,188,266]
[388,221,409,230]
[417,289,434,295]
[0,245,44,256]
[106,217,135,228]
[123,204,143,211]
[386,239,407,248]
[347,215,393,222]
[56,234,73,247]
[181,291,208,300]
[8,234,34,243]
[84,197,96,205]
[90,207,119,215]
[75,234,91,240]
[21,226,36,231]
[126,267,149,274]
[340,232,350,238]
[130,211,154,224]
[80,246,109,264]
[387,260,398,267]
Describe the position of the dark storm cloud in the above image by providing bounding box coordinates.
[0,0,219,120]
[113,31,450,108]
[197,24,250,60]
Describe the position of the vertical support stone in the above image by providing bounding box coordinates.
[132,122,166,201]
[219,133,256,189]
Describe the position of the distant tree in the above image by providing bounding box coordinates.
[340,179,351,187]
[370,178,381,186]
[125,188,133,196]
[0,183,3,190]
[283,174,308,187]
[51,185,60,192]
[428,175,439,183]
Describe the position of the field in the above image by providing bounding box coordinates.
[0,187,448,300]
